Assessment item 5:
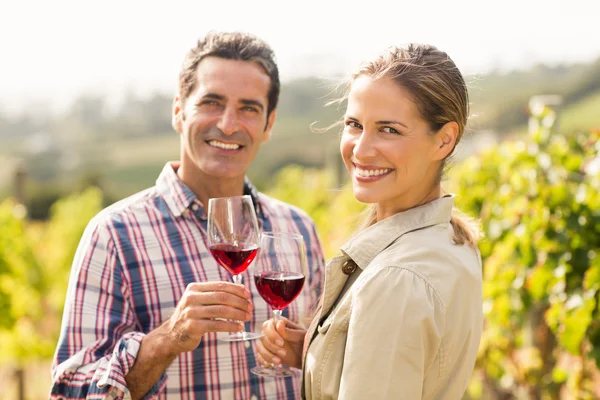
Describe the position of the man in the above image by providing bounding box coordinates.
[51,31,324,400]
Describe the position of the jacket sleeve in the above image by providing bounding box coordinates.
[50,219,167,399]
[338,266,445,400]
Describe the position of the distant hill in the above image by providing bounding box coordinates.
[1,58,599,201]
[467,58,600,134]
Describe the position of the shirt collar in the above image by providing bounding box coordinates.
[156,162,264,220]
[340,195,455,270]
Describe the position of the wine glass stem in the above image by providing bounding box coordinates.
[232,274,247,339]
[232,274,243,285]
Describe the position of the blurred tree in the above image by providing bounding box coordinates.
[449,104,600,399]
[0,188,102,398]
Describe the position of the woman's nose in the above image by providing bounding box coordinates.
[352,130,378,159]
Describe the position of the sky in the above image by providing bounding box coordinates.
[1,0,599,115]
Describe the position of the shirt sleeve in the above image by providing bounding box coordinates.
[50,218,167,399]
[338,266,445,400]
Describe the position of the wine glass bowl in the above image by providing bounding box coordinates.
[207,195,263,342]
[210,244,258,276]
[251,231,308,377]
[254,272,305,310]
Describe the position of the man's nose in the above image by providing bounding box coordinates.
[216,107,240,136]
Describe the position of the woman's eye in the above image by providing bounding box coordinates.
[382,126,400,134]
[346,121,362,129]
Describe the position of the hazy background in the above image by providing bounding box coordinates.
[2,0,600,212]
[1,0,600,398]
[2,0,600,197]
[2,0,600,114]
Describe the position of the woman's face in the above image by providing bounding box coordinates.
[340,75,451,217]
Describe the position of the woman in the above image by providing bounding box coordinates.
[256,44,483,399]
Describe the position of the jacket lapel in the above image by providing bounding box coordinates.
[303,255,349,355]
[319,256,351,320]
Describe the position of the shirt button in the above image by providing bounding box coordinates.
[182,209,190,217]
[342,260,357,275]
[244,340,251,349]
[191,204,199,212]
[251,395,258,400]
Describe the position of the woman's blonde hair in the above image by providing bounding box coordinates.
[341,44,480,247]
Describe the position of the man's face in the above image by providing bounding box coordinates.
[172,56,275,181]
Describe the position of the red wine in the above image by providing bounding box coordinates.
[209,244,258,276]
[254,272,305,310]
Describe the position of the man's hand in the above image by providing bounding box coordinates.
[126,282,253,399]
[165,281,253,354]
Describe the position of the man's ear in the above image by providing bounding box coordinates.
[432,121,459,161]
[262,109,277,142]
[172,95,184,134]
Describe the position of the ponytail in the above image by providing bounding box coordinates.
[449,209,481,248]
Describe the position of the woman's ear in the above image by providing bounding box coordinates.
[432,121,459,161]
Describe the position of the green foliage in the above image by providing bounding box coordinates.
[0,201,42,332]
[26,185,66,220]
[265,165,366,259]
[449,104,600,397]
[38,187,104,312]
[0,188,102,365]
[0,200,51,364]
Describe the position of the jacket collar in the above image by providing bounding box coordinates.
[340,195,455,270]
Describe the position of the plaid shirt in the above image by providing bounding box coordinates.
[51,163,325,400]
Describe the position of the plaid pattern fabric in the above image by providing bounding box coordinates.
[51,163,325,399]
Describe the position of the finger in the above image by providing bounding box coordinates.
[260,324,286,358]
[256,339,275,360]
[187,305,251,322]
[256,350,273,368]
[277,320,306,342]
[262,320,285,347]
[256,340,282,365]
[186,291,253,312]
[259,332,286,358]
[256,351,266,366]
[186,281,251,298]
[277,316,303,331]
[275,320,288,339]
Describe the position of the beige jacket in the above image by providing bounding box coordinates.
[302,196,483,400]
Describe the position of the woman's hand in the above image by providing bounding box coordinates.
[256,317,306,369]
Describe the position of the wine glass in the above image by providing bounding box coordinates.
[251,231,307,377]
[207,195,263,342]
